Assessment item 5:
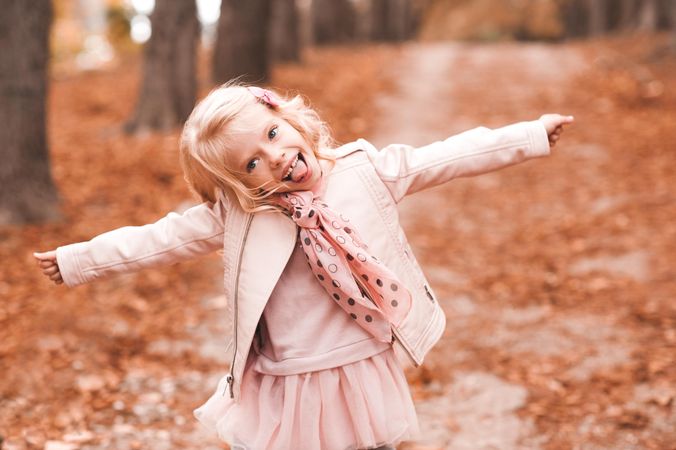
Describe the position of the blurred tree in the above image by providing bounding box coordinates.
[638,0,659,30]
[0,0,60,224]
[370,0,413,41]
[672,0,676,52]
[619,0,640,29]
[269,0,301,63]
[563,0,588,37]
[213,0,272,84]
[586,0,608,35]
[125,0,199,133]
[312,0,356,44]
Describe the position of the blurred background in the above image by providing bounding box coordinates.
[1,1,675,449]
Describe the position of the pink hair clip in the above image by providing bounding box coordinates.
[247,86,282,108]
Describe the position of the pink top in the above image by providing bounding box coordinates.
[251,238,391,376]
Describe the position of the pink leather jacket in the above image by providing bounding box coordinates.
[56,121,550,401]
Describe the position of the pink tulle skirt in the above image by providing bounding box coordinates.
[194,347,419,450]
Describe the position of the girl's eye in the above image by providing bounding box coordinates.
[246,159,258,172]
[268,126,278,140]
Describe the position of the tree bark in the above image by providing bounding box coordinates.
[619,0,639,30]
[671,0,676,52]
[213,0,272,84]
[311,0,356,45]
[0,0,60,224]
[370,0,412,41]
[563,0,589,37]
[638,0,659,30]
[586,0,607,35]
[125,0,199,133]
[269,0,301,63]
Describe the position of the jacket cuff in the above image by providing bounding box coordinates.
[56,243,88,287]
[526,120,551,158]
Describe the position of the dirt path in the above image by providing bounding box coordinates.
[368,42,674,449]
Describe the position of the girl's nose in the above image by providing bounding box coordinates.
[269,149,286,168]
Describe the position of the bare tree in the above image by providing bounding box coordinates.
[370,0,412,41]
[563,0,588,37]
[0,0,60,224]
[638,0,660,30]
[671,0,676,52]
[586,0,608,35]
[619,0,639,29]
[269,0,301,63]
[126,0,199,133]
[213,0,272,84]
[311,0,356,44]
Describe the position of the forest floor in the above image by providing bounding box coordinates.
[1,33,675,449]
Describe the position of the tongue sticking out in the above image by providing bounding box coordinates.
[290,158,308,182]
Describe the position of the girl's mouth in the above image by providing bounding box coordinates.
[282,153,309,183]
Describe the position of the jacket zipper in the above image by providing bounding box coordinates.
[223,214,253,398]
[390,324,420,367]
[353,275,419,366]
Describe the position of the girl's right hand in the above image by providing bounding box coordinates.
[538,114,575,148]
[33,250,63,285]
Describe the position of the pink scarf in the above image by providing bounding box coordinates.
[276,190,412,343]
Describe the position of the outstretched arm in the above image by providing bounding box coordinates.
[33,201,226,287]
[365,114,574,202]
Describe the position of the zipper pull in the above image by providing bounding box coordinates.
[424,285,435,302]
[222,374,234,397]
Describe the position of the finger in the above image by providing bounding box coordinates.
[33,250,57,261]
[44,266,59,275]
[55,279,63,285]
[49,272,62,281]
[40,260,55,268]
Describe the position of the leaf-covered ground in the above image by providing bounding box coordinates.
[1,34,674,449]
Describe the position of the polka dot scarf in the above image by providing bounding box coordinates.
[277,190,412,343]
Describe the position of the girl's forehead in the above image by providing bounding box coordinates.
[225,108,273,144]
[222,106,274,165]
[230,103,275,132]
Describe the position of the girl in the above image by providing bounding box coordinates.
[34,83,573,450]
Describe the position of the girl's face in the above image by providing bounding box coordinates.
[225,106,323,193]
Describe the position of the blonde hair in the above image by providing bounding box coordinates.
[179,81,335,212]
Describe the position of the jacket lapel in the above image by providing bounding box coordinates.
[235,210,298,337]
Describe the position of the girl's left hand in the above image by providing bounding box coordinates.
[538,114,575,147]
[33,250,63,285]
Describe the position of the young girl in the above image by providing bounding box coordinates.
[34,83,573,450]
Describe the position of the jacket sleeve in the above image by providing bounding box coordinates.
[55,201,226,287]
[363,120,551,203]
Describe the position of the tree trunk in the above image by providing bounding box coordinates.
[0,0,60,224]
[638,0,659,30]
[370,0,412,41]
[671,0,676,52]
[213,0,272,84]
[269,0,301,63]
[125,0,199,133]
[311,0,356,45]
[370,0,388,41]
[617,0,638,29]
[563,0,589,37]
[586,0,607,35]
